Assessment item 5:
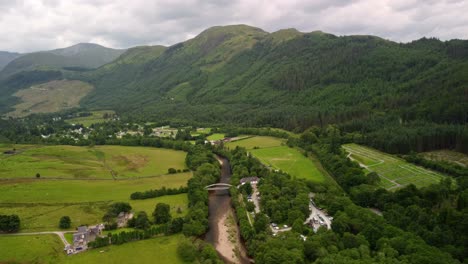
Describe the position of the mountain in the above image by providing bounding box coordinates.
[0,51,21,71]
[0,43,125,78]
[0,25,467,137]
[71,25,466,130]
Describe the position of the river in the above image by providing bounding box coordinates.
[205,156,250,264]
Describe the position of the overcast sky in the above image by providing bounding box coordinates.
[1,0,467,52]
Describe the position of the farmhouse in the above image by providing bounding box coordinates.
[73,224,104,248]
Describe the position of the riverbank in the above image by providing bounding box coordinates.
[205,156,250,264]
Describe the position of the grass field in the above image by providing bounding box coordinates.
[343,143,445,190]
[191,127,212,136]
[7,80,93,118]
[251,146,327,183]
[65,110,116,127]
[226,136,327,182]
[0,173,190,232]
[207,133,225,141]
[421,149,468,167]
[0,234,65,263]
[0,145,187,179]
[0,234,187,264]
[226,136,284,150]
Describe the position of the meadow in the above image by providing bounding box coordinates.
[226,136,284,149]
[0,173,190,232]
[0,234,187,264]
[227,136,327,182]
[207,133,225,141]
[65,110,116,127]
[0,145,187,179]
[251,146,327,183]
[343,143,445,190]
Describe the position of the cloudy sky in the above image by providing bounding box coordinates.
[1,0,467,52]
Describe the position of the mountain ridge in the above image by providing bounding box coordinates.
[0,25,466,132]
[0,43,126,78]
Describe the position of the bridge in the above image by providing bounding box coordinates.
[205,183,233,191]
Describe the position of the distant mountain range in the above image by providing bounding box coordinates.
[0,25,466,130]
[0,43,125,78]
[0,51,21,71]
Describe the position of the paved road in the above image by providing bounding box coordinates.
[0,231,74,246]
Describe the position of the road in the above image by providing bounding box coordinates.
[250,183,261,214]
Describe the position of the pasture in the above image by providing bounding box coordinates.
[7,80,93,118]
[0,145,187,179]
[343,143,445,190]
[66,235,187,264]
[0,234,65,263]
[207,133,225,141]
[0,234,187,264]
[0,173,190,232]
[226,136,284,150]
[251,146,327,183]
[65,110,116,127]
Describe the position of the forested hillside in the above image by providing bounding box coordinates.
[0,25,466,153]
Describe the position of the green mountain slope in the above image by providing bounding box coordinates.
[0,51,21,71]
[0,43,125,78]
[71,25,466,130]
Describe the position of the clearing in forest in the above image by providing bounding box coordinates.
[0,145,187,179]
[7,80,93,118]
[421,149,468,167]
[342,143,445,190]
[65,110,116,127]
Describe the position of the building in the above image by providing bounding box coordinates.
[73,224,104,248]
[240,177,259,185]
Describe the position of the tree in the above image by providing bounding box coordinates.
[134,211,150,229]
[59,216,71,229]
[367,172,380,185]
[168,168,177,174]
[35,173,40,178]
[177,238,198,262]
[254,213,270,234]
[153,203,171,224]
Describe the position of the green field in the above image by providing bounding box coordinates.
[226,136,284,149]
[0,173,190,232]
[0,234,65,263]
[207,133,225,141]
[0,145,187,179]
[343,143,445,190]
[251,146,327,182]
[191,127,212,136]
[0,234,187,264]
[66,110,116,127]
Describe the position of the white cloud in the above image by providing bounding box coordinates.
[0,0,467,52]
